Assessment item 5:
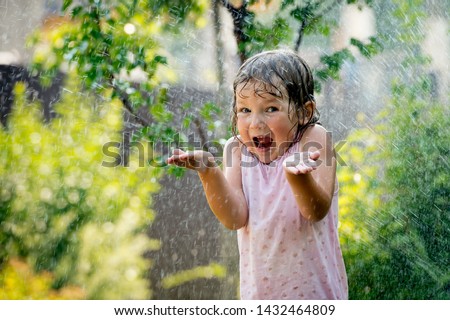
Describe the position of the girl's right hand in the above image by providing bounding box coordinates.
[283,150,320,175]
[166,149,216,173]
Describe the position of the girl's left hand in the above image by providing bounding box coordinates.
[283,150,320,175]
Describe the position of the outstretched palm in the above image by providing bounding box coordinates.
[283,150,320,175]
[167,149,216,172]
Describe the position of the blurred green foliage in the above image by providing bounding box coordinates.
[338,0,449,299]
[373,82,449,299]
[29,0,223,177]
[339,81,449,299]
[0,259,85,299]
[7,0,225,299]
[0,81,160,299]
[30,0,170,107]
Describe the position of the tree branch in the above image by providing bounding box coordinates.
[294,20,307,52]
[294,0,342,52]
[220,0,250,63]
[92,10,152,129]
[212,0,227,108]
[112,83,152,127]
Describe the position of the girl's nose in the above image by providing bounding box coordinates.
[249,113,265,129]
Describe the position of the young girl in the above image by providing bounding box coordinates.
[167,50,348,300]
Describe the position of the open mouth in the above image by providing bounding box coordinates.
[252,135,273,150]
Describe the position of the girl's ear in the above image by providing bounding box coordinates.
[302,101,316,122]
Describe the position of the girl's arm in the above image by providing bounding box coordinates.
[167,138,248,230]
[283,125,336,222]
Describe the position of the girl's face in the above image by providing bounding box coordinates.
[235,80,298,164]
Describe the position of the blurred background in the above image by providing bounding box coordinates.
[0,0,448,299]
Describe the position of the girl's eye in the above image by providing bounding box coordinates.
[238,107,251,113]
[266,106,279,112]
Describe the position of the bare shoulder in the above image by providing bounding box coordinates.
[224,136,243,159]
[303,124,329,139]
[300,124,332,151]
[224,136,242,149]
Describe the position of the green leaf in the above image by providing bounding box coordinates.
[199,102,220,121]
[167,165,186,178]
[182,102,192,110]
[62,0,73,11]
[154,55,168,65]
[281,0,295,10]
[182,115,193,129]
[350,37,383,58]
[290,2,318,21]
[71,5,83,17]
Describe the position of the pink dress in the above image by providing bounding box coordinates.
[237,142,348,299]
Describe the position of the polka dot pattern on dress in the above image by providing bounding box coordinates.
[237,142,348,300]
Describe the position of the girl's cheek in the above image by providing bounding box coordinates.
[236,121,246,134]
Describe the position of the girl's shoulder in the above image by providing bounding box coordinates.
[298,124,331,151]
[304,123,328,134]
[224,135,241,145]
[301,124,329,140]
[224,136,243,154]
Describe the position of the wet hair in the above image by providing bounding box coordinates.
[231,49,319,142]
